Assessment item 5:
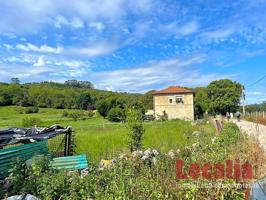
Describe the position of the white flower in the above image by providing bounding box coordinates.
[211,137,217,144]
[144,148,152,156]
[141,155,149,160]
[167,150,175,159]
[192,142,199,148]
[152,149,159,156]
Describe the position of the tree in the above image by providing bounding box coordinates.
[96,100,111,118]
[194,87,210,117]
[207,79,242,115]
[76,93,92,110]
[107,107,125,122]
[140,90,155,111]
[11,77,20,84]
[126,108,145,152]
[64,80,94,89]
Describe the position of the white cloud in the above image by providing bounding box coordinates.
[202,27,236,39]
[89,22,105,31]
[46,59,86,68]
[33,56,46,67]
[1,55,35,64]
[54,15,83,28]
[2,56,20,63]
[92,55,232,92]
[3,44,13,50]
[246,91,264,96]
[177,21,198,36]
[0,0,155,34]
[54,15,68,28]
[67,42,117,57]
[16,43,63,54]
[12,41,116,57]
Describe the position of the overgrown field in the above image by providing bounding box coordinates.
[0,106,214,162]
[2,123,266,199]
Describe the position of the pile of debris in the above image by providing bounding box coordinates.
[99,148,160,170]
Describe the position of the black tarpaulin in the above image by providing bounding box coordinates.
[0,125,72,148]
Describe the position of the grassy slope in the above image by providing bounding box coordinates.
[0,106,214,162]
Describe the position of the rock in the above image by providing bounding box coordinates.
[132,150,143,158]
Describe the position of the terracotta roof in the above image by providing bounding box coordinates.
[152,86,194,95]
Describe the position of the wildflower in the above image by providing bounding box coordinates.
[167,150,175,159]
[132,150,143,158]
[211,137,217,144]
[144,148,152,156]
[152,149,159,156]
[192,142,199,148]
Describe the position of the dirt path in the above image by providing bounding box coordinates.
[234,119,266,151]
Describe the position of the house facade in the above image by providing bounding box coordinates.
[152,86,194,120]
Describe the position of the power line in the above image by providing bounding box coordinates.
[246,74,266,88]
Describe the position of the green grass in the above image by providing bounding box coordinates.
[0,106,215,162]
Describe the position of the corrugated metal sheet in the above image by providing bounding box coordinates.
[250,176,266,199]
[0,141,48,179]
[50,154,88,170]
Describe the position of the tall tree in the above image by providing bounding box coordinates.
[11,77,20,84]
[207,79,243,115]
[194,87,210,117]
[76,93,92,110]
[140,90,155,111]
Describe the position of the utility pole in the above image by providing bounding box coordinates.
[242,86,246,116]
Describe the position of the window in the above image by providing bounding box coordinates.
[169,99,173,103]
[175,95,184,104]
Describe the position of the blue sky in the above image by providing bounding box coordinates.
[0,0,266,104]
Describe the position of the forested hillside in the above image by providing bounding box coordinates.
[245,102,266,112]
[0,80,144,110]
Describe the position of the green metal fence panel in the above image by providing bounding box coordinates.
[50,154,88,170]
[0,141,49,179]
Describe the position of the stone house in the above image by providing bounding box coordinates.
[152,86,194,120]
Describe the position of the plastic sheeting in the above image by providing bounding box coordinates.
[0,140,49,179]
[50,154,88,170]
[0,125,72,148]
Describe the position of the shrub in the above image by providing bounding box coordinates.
[24,107,39,114]
[107,107,125,122]
[219,122,242,145]
[68,111,83,121]
[84,110,94,118]
[126,108,145,152]
[3,154,247,200]
[96,100,110,118]
[14,106,24,114]
[22,117,42,127]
